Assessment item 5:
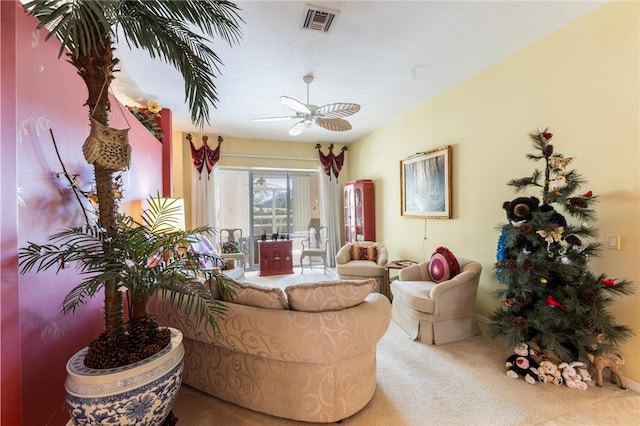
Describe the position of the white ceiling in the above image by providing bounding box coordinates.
[111,0,604,144]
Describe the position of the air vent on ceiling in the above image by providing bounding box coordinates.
[301,5,338,33]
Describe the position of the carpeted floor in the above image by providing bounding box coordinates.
[171,267,640,425]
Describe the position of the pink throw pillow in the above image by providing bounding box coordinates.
[428,246,460,283]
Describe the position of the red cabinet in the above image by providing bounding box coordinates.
[343,180,375,244]
[258,240,294,276]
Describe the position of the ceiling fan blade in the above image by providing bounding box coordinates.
[315,118,352,132]
[316,103,361,119]
[252,116,296,122]
[280,96,311,114]
[289,119,312,136]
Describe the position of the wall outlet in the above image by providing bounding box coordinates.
[606,235,621,250]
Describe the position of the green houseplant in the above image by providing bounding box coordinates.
[19,194,234,367]
[21,0,242,365]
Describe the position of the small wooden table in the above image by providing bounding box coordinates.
[384,260,418,300]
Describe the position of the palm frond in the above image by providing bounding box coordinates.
[126,0,243,44]
[23,0,113,58]
[114,1,242,126]
[117,16,222,126]
[158,273,236,332]
[23,0,243,127]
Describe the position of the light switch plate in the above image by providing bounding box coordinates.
[607,235,620,250]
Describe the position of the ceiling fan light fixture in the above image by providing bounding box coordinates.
[254,74,360,136]
[289,118,312,136]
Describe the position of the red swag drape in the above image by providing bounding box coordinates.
[189,134,223,179]
[316,143,347,182]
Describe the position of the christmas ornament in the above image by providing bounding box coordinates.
[511,317,528,329]
[565,235,582,247]
[505,295,532,307]
[546,295,568,311]
[581,291,597,307]
[601,278,617,287]
[537,227,564,251]
[570,197,589,208]
[550,156,574,170]
[550,176,567,194]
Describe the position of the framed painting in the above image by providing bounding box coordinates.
[400,145,451,218]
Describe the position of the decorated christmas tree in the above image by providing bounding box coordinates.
[489,128,634,363]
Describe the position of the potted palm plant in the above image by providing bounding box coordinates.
[19,194,233,424]
[20,0,242,424]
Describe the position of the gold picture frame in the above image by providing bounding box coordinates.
[400,145,451,218]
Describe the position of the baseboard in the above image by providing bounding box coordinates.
[475,314,639,393]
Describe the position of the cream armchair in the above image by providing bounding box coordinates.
[390,258,481,345]
[336,241,388,293]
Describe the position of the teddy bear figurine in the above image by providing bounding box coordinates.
[558,361,588,390]
[505,343,540,385]
[577,367,592,385]
[538,360,563,386]
[502,196,540,226]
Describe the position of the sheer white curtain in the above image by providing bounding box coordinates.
[320,170,342,267]
[191,168,217,230]
[292,175,311,232]
[215,169,250,231]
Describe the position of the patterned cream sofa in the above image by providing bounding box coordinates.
[148,278,391,423]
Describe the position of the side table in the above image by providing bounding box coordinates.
[384,260,418,300]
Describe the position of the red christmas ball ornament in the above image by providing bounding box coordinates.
[582,190,593,197]
[542,132,553,140]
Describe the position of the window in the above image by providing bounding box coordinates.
[215,168,320,269]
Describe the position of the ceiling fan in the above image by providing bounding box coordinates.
[253,74,361,136]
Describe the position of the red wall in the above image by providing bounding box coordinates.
[1,2,22,425]
[2,2,164,424]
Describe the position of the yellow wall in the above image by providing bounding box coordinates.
[348,1,640,382]
[173,2,639,382]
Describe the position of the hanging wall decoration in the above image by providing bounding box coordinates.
[316,143,347,181]
[189,133,223,179]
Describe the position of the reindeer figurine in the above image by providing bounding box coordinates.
[585,334,626,390]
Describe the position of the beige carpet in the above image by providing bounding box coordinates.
[172,268,640,425]
[240,266,341,288]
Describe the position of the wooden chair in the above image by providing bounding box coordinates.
[300,226,328,274]
[219,228,246,268]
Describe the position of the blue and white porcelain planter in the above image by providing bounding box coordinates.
[65,327,184,426]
